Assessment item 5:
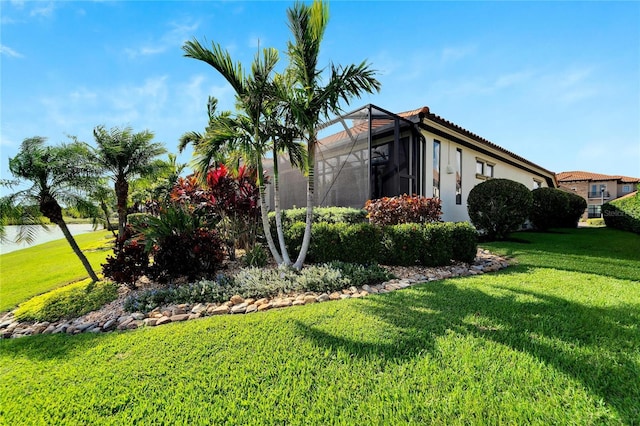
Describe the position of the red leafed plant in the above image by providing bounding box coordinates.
[364,194,442,226]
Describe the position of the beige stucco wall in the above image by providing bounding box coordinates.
[420,127,555,223]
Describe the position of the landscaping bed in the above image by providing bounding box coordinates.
[0,249,508,339]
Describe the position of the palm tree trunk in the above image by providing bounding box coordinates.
[294,139,315,269]
[57,219,100,282]
[115,177,129,241]
[272,150,291,266]
[257,160,284,265]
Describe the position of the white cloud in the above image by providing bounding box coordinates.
[125,20,200,58]
[0,44,24,58]
[440,44,476,64]
[30,2,55,18]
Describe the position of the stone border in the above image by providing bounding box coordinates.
[0,249,509,339]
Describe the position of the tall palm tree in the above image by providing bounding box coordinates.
[182,41,296,265]
[3,137,101,281]
[285,0,381,269]
[92,125,166,240]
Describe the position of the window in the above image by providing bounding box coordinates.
[455,148,462,204]
[587,204,601,219]
[475,158,494,179]
[476,160,484,175]
[623,184,631,193]
[533,179,542,189]
[486,164,494,177]
[433,140,441,198]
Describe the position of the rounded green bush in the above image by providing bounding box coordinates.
[530,187,570,231]
[467,178,533,240]
[561,191,587,228]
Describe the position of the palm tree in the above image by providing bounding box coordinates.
[285,0,381,269]
[182,41,294,265]
[2,137,101,281]
[92,125,166,240]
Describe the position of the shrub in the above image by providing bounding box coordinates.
[150,228,225,282]
[310,222,382,264]
[127,213,152,229]
[382,223,424,266]
[325,261,395,287]
[422,223,454,266]
[364,194,442,226]
[123,275,239,312]
[446,222,478,264]
[467,178,533,240]
[14,279,118,322]
[560,191,587,228]
[243,243,269,267]
[530,187,570,231]
[269,207,366,236]
[102,225,149,288]
[602,192,640,234]
[234,265,350,298]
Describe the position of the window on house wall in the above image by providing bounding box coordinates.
[533,179,542,189]
[587,204,601,218]
[456,148,462,205]
[433,140,441,198]
[475,158,494,179]
[623,184,631,193]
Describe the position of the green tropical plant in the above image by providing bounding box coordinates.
[92,125,167,240]
[2,137,101,281]
[284,0,381,269]
[181,41,304,267]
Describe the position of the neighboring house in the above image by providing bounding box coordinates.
[267,104,557,223]
[557,171,640,219]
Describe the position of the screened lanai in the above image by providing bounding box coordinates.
[267,104,426,210]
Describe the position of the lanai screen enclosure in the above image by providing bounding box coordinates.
[267,104,428,210]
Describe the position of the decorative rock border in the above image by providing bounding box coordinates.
[0,249,509,339]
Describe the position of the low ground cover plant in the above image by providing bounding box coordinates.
[13,279,118,322]
[124,262,395,313]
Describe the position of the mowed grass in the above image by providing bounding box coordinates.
[1,228,639,424]
[0,230,113,311]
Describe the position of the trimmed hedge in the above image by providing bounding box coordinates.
[269,206,367,228]
[602,192,640,234]
[284,221,477,267]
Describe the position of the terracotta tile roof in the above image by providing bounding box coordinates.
[557,171,640,183]
[398,106,556,178]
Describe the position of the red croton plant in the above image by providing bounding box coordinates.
[170,164,261,258]
[364,194,442,226]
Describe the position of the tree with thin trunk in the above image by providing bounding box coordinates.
[182,41,305,266]
[2,137,101,281]
[92,125,166,241]
[285,0,381,269]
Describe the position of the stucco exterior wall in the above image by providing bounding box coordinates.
[420,128,554,223]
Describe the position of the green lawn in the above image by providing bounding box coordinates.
[1,228,639,424]
[0,230,113,311]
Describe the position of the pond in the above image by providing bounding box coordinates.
[1,224,103,254]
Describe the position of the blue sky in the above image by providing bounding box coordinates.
[2,0,639,196]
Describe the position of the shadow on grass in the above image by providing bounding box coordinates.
[483,228,640,281]
[296,281,640,423]
[0,330,108,360]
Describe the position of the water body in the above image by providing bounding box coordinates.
[0,224,103,255]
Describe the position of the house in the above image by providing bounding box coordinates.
[267,104,557,223]
[557,171,640,219]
